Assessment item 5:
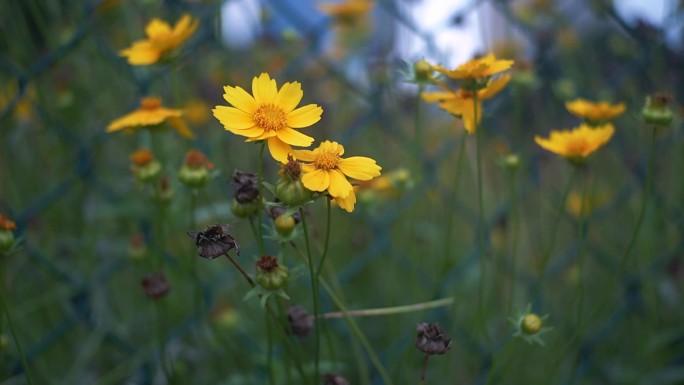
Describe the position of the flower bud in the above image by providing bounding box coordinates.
[414,59,433,82]
[255,256,289,290]
[521,313,542,335]
[179,150,213,188]
[642,93,674,126]
[275,214,296,237]
[0,215,16,253]
[275,155,313,206]
[130,149,161,183]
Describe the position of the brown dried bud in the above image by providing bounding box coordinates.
[232,170,259,204]
[187,224,240,259]
[287,304,314,337]
[415,322,452,355]
[323,373,350,385]
[141,272,170,300]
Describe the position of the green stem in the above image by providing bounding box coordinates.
[1,290,34,385]
[299,207,320,384]
[256,142,266,255]
[619,126,657,271]
[315,198,332,278]
[320,297,454,319]
[538,168,577,277]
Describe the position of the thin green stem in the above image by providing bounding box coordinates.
[256,142,266,255]
[315,198,332,278]
[299,207,320,384]
[1,291,34,385]
[619,127,657,271]
[538,168,577,277]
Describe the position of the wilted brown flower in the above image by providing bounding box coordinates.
[323,373,350,385]
[141,272,170,300]
[415,322,452,355]
[187,224,240,259]
[287,304,314,337]
[232,171,259,203]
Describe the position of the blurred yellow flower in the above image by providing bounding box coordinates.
[319,0,373,23]
[534,124,614,161]
[435,53,514,80]
[120,14,199,65]
[565,98,626,123]
[294,140,381,212]
[213,73,323,163]
[107,97,194,138]
[422,74,511,134]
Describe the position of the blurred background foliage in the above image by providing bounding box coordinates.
[1,0,683,384]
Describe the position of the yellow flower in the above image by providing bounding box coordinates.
[213,73,323,163]
[435,53,514,80]
[319,0,373,22]
[120,14,199,65]
[565,98,626,123]
[107,96,194,138]
[422,75,511,133]
[534,124,614,161]
[293,140,381,212]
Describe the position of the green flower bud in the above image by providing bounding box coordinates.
[642,93,674,126]
[255,256,289,290]
[231,198,260,218]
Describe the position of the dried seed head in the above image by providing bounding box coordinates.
[323,373,350,385]
[232,170,259,204]
[287,304,314,337]
[187,224,240,259]
[415,322,452,355]
[141,272,170,300]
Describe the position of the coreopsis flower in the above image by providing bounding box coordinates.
[534,124,614,164]
[120,14,199,65]
[107,96,194,138]
[213,73,323,163]
[565,98,626,125]
[422,74,511,133]
[293,140,382,212]
[318,0,373,26]
[434,53,514,81]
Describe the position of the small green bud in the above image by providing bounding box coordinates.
[642,93,674,126]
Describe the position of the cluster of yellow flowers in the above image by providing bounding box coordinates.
[213,73,382,212]
[535,98,625,164]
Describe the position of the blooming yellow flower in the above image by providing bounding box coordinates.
[565,98,626,123]
[120,14,199,65]
[293,140,381,212]
[534,124,614,161]
[213,73,323,163]
[435,53,514,80]
[107,97,194,138]
[422,75,511,133]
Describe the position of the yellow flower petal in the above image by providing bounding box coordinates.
[302,168,330,192]
[338,156,382,180]
[327,169,354,198]
[212,106,256,130]
[334,191,356,212]
[252,73,277,104]
[223,85,258,113]
[274,82,304,113]
[276,127,314,147]
[287,104,323,128]
[267,136,293,163]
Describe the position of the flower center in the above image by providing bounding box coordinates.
[140,97,162,110]
[253,104,287,132]
[566,139,588,156]
[314,151,340,170]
